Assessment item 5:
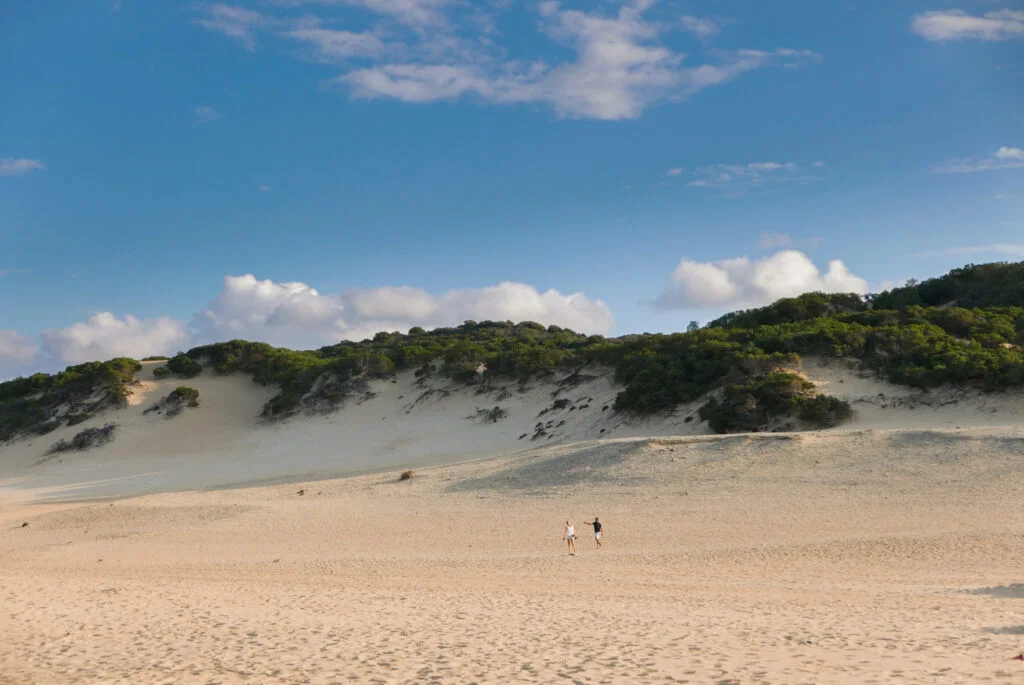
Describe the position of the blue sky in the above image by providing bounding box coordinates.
[1,0,1022,376]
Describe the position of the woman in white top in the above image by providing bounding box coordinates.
[563,521,577,554]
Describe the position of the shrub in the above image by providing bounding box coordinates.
[168,386,200,408]
[48,423,117,453]
[474,406,507,423]
[152,366,171,379]
[399,470,414,481]
[166,354,202,378]
[698,373,852,434]
[142,356,170,361]
[66,412,90,426]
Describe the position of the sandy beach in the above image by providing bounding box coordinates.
[3,422,1024,684]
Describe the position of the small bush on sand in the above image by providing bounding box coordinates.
[399,470,414,481]
[166,354,202,379]
[48,423,117,454]
[152,366,171,379]
[472,406,507,423]
[168,386,200,408]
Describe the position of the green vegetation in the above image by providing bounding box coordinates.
[698,373,852,433]
[152,366,171,379]
[141,355,170,361]
[473,406,508,423]
[168,386,200,408]
[144,386,201,417]
[166,354,202,378]
[0,358,140,441]
[47,423,117,454]
[871,262,1024,309]
[2,261,1022,438]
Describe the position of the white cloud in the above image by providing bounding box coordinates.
[259,185,272,192]
[688,161,818,192]
[347,0,453,28]
[918,244,1024,258]
[199,0,820,121]
[933,146,1024,173]
[284,18,388,61]
[342,64,501,103]
[996,146,1024,161]
[194,274,614,349]
[665,167,683,176]
[911,9,1024,42]
[812,161,826,168]
[195,4,266,51]
[193,105,223,124]
[0,330,40,364]
[41,313,191,365]
[680,15,727,39]
[0,158,46,176]
[655,250,868,310]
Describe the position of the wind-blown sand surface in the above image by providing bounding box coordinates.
[2,362,1024,683]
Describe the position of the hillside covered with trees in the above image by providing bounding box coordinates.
[2,262,1022,439]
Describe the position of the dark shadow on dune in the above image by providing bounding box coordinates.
[446,441,648,495]
[967,584,1024,598]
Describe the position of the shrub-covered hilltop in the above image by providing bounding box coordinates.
[1,262,1023,440]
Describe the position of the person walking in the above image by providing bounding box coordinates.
[563,521,577,554]
[582,517,603,548]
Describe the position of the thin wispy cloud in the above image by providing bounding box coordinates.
[193,0,822,121]
[680,15,730,40]
[195,4,266,51]
[259,185,272,192]
[912,9,1024,42]
[284,18,388,62]
[0,269,32,276]
[0,158,46,176]
[933,146,1024,173]
[193,105,223,124]
[665,167,683,176]
[685,161,820,193]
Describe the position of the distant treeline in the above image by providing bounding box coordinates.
[2,261,1022,438]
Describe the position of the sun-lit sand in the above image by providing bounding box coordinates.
[2,361,1023,683]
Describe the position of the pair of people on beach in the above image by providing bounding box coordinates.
[563,518,601,554]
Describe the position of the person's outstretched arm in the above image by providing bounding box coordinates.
[582,521,593,527]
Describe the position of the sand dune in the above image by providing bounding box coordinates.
[2,361,1024,683]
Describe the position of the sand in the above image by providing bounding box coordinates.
[2,360,1024,683]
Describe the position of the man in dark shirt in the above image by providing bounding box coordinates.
[582,517,603,548]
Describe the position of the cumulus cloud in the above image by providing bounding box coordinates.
[655,250,868,310]
[933,146,1024,173]
[195,274,614,348]
[196,0,820,121]
[911,9,1024,42]
[0,158,46,176]
[41,313,191,365]
[0,330,40,364]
